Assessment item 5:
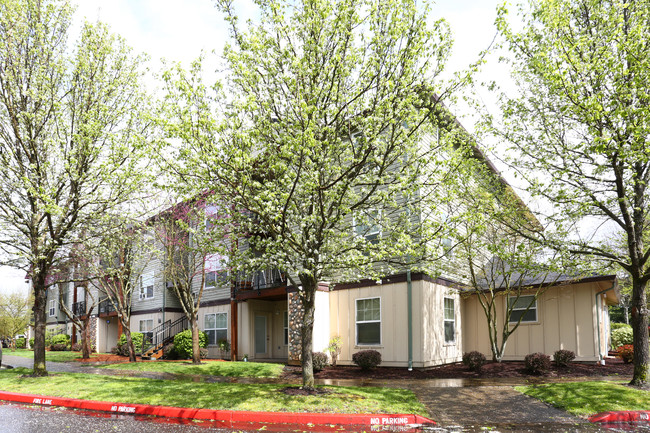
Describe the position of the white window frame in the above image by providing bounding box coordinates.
[355,297,381,346]
[139,274,154,300]
[204,312,228,346]
[49,299,56,317]
[508,295,538,323]
[283,311,289,346]
[443,297,456,344]
[205,254,229,289]
[139,319,154,342]
[353,209,381,244]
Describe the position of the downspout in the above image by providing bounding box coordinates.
[596,282,616,365]
[407,269,413,371]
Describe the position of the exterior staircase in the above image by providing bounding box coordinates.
[141,316,189,360]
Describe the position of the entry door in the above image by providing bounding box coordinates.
[254,314,270,358]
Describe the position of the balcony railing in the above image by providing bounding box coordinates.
[235,268,286,292]
[98,299,116,315]
[72,301,86,317]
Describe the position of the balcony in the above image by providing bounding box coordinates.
[72,301,86,317]
[235,268,286,292]
[98,299,116,315]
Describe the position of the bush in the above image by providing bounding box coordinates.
[617,344,634,363]
[15,337,26,349]
[610,322,630,331]
[312,352,329,372]
[71,343,82,352]
[553,349,575,367]
[50,343,68,351]
[524,352,551,374]
[611,326,633,349]
[28,337,34,348]
[173,329,208,359]
[325,336,342,366]
[50,334,70,346]
[352,350,382,370]
[116,332,144,356]
[199,348,208,359]
[162,343,178,360]
[218,339,231,354]
[462,351,487,372]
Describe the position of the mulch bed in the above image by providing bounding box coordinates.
[280,386,333,396]
[281,358,633,380]
[74,353,131,363]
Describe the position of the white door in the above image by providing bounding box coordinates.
[254,314,269,358]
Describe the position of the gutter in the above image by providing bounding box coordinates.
[407,269,413,371]
[595,281,617,364]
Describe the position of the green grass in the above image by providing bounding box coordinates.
[4,349,83,363]
[99,360,284,378]
[0,368,427,415]
[516,381,650,417]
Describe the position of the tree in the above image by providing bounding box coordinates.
[160,0,455,388]
[0,0,151,375]
[90,222,154,363]
[493,0,650,386]
[0,292,32,349]
[155,198,230,364]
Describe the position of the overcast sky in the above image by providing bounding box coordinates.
[0,0,507,295]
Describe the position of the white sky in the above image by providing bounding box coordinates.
[0,0,507,294]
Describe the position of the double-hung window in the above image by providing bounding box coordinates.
[444,297,456,343]
[356,297,381,345]
[205,254,229,289]
[508,295,538,323]
[205,312,228,346]
[139,319,154,343]
[354,209,381,244]
[49,300,56,317]
[139,273,154,300]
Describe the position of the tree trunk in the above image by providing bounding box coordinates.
[629,278,649,388]
[121,318,137,362]
[191,316,201,364]
[31,272,48,376]
[299,274,317,390]
[81,318,91,359]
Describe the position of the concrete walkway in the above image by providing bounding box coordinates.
[0,355,598,428]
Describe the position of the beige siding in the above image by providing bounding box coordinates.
[329,280,462,367]
[462,281,611,362]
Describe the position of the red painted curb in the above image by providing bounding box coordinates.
[589,411,650,423]
[0,391,435,428]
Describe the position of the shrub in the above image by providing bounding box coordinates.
[553,349,575,367]
[462,351,487,372]
[218,339,231,354]
[610,322,630,331]
[325,336,342,366]
[50,334,70,346]
[15,337,26,349]
[116,332,144,356]
[162,343,178,360]
[617,344,634,363]
[71,343,82,352]
[312,352,329,372]
[110,346,119,355]
[50,343,68,351]
[28,337,34,348]
[524,352,551,374]
[352,350,382,370]
[199,348,208,359]
[611,326,633,349]
[173,329,208,359]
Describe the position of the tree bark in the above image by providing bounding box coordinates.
[81,318,91,359]
[299,274,317,390]
[629,278,649,387]
[121,317,137,363]
[191,315,201,364]
[31,272,48,376]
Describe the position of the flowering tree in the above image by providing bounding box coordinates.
[0,0,151,375]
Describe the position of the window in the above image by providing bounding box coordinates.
[444,297,456,343]
[441,237,453,259]
[49,300,56,317]
[205,312,228,346]
[508,295,538,323]
[139,319,154,343]
[205,254,229,289]
[283,311,289,345]
[356,297,381,345]
[354,209,381,244]
[139,273,154,300]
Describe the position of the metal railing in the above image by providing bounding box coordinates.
[141,315,189,356]
[235,268,286,292]
[72,301,86,317]
[98,299,116,315]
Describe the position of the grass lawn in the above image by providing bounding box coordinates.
[516,381,650,417]
[4,349,83,363]
[0,368,427,415]
[99,360,284,378]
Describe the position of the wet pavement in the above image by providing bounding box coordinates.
[2,355,648,433]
